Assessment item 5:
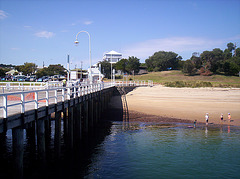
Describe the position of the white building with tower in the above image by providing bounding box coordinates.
[103,50,122,63]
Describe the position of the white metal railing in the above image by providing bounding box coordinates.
[0,81,63,93]
[115,80,153,87]
[0,82,114,119]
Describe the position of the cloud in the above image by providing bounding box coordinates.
[34,31,55,38]
[83,20,93,25]
[24,25,32,28]
[122,36,239,60]
[10,47,20,50]
[0,10,8,20]
[71,19,93,26]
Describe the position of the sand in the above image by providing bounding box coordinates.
[126,85,240,126]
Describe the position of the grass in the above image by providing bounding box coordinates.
[116,70,240,88]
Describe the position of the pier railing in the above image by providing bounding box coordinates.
[0,80,153,119]
[115,80,153,87]
[0,82,114,119]
[0,81,63,93]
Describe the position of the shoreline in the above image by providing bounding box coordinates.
[128,110,238,127]
[126,86,240,126]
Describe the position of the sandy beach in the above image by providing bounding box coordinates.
[126,85,240,126]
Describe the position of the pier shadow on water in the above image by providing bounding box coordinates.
[102,86,135,122]
[0,118,113,179]
[0,86,134,178]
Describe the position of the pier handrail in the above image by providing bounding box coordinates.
[115,80,153,87]
[0,82,114,119]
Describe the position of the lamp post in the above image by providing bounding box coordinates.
[74,31,92,84]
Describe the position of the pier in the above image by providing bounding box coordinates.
[0,80,152,178]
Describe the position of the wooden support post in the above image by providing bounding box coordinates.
[84,100,89,133]
[55,111,61,159]
[37,118,46,164]
[69,107,74,149]
[12,127,24,178]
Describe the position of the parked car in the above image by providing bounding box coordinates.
[25,77,30,81]
[16,75,26,81]
[37,78,43,82]
[30,75,36,82]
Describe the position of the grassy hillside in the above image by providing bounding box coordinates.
[120,70,240,88]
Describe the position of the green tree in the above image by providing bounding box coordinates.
[48,64,66,76]
[98,60,111,79]
[182,60,197,75]
[223,60,239,75]
[235,47,240,57]
[223,49,232,60]
[126,56,140,74]
[15,62,37,75]
[115,58,128,73]
[36,68,49,78]
[227,42,235,52]
[145,51,182,71]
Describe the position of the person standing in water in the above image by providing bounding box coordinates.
[194,120,197,128]
[220,113,223,124]
[205,113,209,126]
[228,113,231,123]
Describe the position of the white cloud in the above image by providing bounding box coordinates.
[24,25,32,28]
[83,20,93,25]
[71,19,93,26]
[0,10,8,20]
[10,47,20,50]
[122,36,239,60]
[34,31,55,38]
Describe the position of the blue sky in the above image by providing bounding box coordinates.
[0,0,240,69]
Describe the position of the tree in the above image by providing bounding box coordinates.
[182,60,197,75]
[35,64,66,78]
[223,60,239,75]
[145,51,182,72]
[126,56,140,74]
[235,47,240,57]
[227,42,235,52]
[48,64,66,76]
[223,49,232,60]
[98,60,111,79]
[15,62,37,75]
[115,58,128,73]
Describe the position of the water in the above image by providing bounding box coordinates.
[85,122,240,179]
[0,121,240,179]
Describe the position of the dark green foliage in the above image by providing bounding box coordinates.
[182,60,197,75]
[98,60,111,79]
[145,51,182,72]
[36,64,66,78]
[15,62,37,75]
[126,56,140,74]
[181,42,240,76]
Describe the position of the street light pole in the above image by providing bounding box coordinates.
[74,31,92,84]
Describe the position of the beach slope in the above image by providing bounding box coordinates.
[126,85,240,126]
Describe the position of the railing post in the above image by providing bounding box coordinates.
[35,91,38,109]
[74,87,76,98]
[21,93,25,113]
[3,95,7,118]
[62,88,65,102]
[46,90,49,106]
[55,89,57,104]
[67,88,71,100]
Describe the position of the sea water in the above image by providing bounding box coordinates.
[0,121,240,178]
[85,122,240,179]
